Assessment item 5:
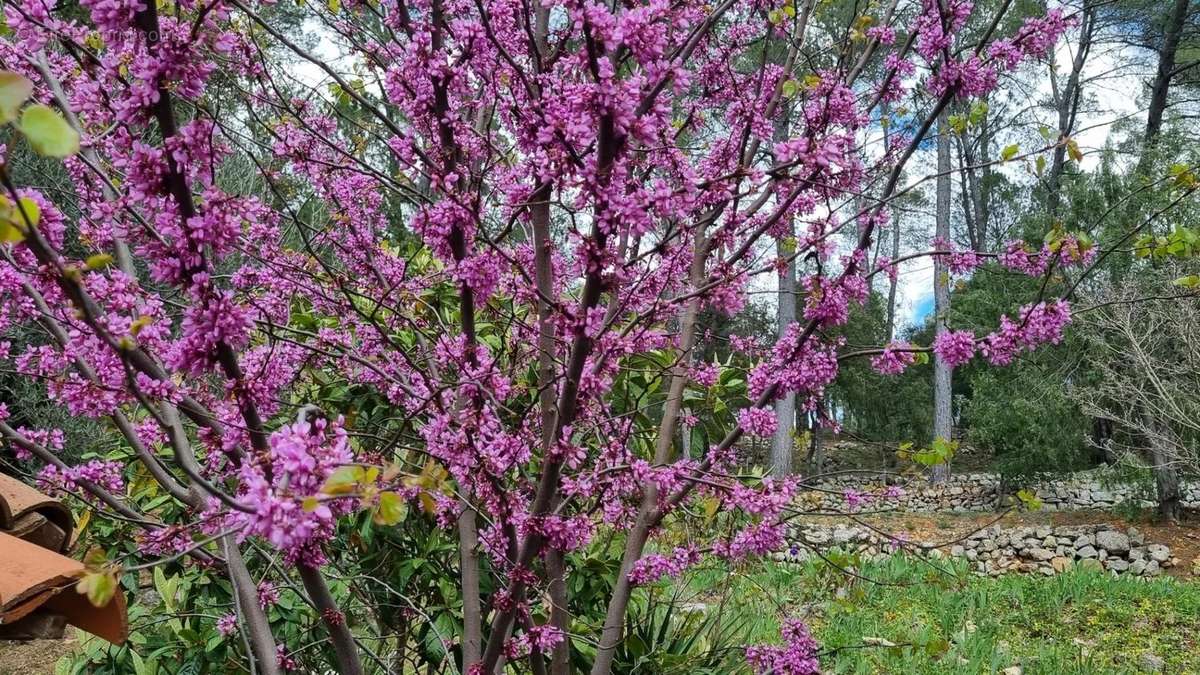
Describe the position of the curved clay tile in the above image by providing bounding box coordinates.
[0,473,73,551]
[0,532,127,644]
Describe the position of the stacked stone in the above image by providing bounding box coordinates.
[774,523,1177,578]
[801,472,1200,514]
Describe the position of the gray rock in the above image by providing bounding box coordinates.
[1129,527,1145,546]
[1138,653,1165,672]
[1076,545,1098,559]
[1130,560,1147,576]
[1096,530,1130,554]
[1129,547,1146,561]
[950,545,965,557]
[806,529,831,546]
[1147,544,1170,563]
[1026,548,1056,561]
[1073,534,1094,548]
[1145,560,1161,576]
[1106,558,1130,573]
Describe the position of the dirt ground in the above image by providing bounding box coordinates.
[0,635,75,675]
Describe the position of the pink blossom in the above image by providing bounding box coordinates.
[933,330,976,368]
[746,619,820,675]
[738,407,778,438]
[216,613,238,636]
[870,341,918,375]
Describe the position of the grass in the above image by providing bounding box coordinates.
[676,553,1200,674]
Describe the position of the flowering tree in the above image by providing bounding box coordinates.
[0,0,1116,672]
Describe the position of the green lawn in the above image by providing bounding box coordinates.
[676,554,1200,674]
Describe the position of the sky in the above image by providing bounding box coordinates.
[894,29,1145,329]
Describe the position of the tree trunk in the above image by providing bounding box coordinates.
[883,100,902,341]
[770,112,796,477]
[1046,2,1093,218]
[1143,412,1181,522]
[1144,0,1190,148]
[932,111,953,481]
[805,408,825,475]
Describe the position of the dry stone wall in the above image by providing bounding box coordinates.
[802,471,1200,513]
[774,523,1178,578]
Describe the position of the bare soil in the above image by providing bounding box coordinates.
[0,634,75,675]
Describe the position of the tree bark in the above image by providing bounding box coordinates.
[1143,0,1190,149]
[1046,2,1093,218]
[882,101,902,340]
[297,564,364,675]
[225,537,281,675]
[1143,411,1181,522]
[770,113,797,477]
[932,111,953,481]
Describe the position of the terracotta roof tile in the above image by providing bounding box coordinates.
[0,475,127,645]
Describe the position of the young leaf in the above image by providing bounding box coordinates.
[86,253,114,270]
[19,104,80,157]
[0,70,33,123]
[0,222,22,243]
[1066,138,1083,163]
[76,568,118,607]
[321,465,364,495]
[372,491,408,525]
[1000,144,1019,161]
[1016,488,1043,511]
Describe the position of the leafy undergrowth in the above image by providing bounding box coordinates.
[682,554,1200,674]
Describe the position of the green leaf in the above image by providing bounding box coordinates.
[1000,144,1019,161]
[85,253,114,270]
[19,104,80,157]
[130,650,150,675]
[321,465,364,495]
[0,222,22,243]
[372,491,408,525]
[1016,488,1043,511]
[0,194,40,236]
[968,100,988,124]
[76,569,118,608]
[0,70,33,123]
[1172,275,1200,288]
[781,79,799,98]
[1035,155,1046,177]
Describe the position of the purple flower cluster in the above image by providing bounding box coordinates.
[746,619,820,675]
[738,407,779,438]
[932,330,977,368]
[981,300,1072,366]
[870,341,918,375]
[627,545,701,586]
